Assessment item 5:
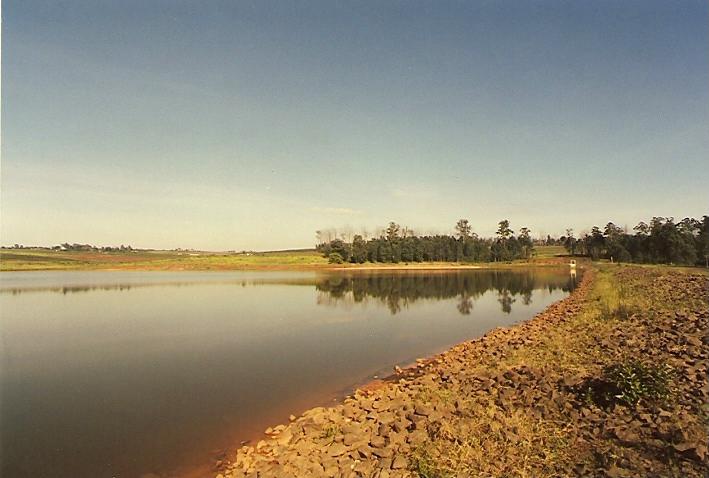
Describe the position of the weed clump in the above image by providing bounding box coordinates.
[596,274,638,321]
[320,424,341,439]
[601,359,674,406]
[410,446,449,478]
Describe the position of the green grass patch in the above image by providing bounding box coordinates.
[410,446,450,478]
[533,245,568,259]
[0,248,327,271]
[600,359,674,407]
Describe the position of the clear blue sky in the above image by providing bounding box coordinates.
[2,0,707,250]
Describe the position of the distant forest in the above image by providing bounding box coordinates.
[317,219,534,264]
[316,216,709,266]
[560,216,709,266]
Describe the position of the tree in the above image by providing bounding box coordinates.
[496,220,513,239]
[491,220,515,262]
[654,218,696,265]
[383,222,402,262]
[327,239,350,262]
[351,235,368,263]
[585,226,605,260]
[604,222,630,262]
[633,222,650,236]
[385,222,401,241]
[328,252,344,264]
[518,227,533,259]
[563,228,577,255]
[314,214,707,266]
[697,216,709,267]
[455,219,471,239]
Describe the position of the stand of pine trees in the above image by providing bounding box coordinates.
[316,220,533,264]
[317,216,709,266]
[562,216,709,266]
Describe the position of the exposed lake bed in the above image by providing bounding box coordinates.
[0,268,578,478]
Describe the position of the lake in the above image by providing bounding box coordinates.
[0,268,578,478]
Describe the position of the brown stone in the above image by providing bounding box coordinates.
[372,447,393,458]
[370,436,386,448]
[328,443,348,457]
[391,455,407,469]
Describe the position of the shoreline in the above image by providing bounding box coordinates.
[211,265,708,477]
[0,245,577,272]
[0,258,576,273]
[210,272,595,476]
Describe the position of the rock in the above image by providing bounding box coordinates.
[392,420,409,433]
[673,441,695,452]
[372,447,393,458]
[343,433,359,446]
[328,443,348,457]
[356,444,373,459]
[605,465,632,478]
[414,404,432,416]
[276,428,293,445]
[379,412,396,425]
[392,455,407,469]
[370,436,386,448]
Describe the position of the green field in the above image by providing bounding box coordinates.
[0,248,328,271]
[0,245,570,271]
[532,244,567,258]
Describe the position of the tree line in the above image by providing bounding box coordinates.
[561,216,709,266]
[316,219,534,264]
[316,215,708,266]
[52,243,135,252]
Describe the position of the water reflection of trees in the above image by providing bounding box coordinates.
[315,270,578,315]
[1,284,136,295]
[0,278,316,296]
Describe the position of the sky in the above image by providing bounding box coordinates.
[2,0,708,251]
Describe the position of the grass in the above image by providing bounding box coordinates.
[410,446,444,478]
[406,264,706,477]
[320,424,342,440]
[532,245,568,259]
[0,248,327,271]
[501,267,621,377]
[409,396,573,478]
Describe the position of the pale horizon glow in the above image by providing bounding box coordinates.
[2,1,708,251]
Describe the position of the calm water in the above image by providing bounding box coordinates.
[0,268,578,478]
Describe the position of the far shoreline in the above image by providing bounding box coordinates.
[0,246,577,272]
[0,261,572,273]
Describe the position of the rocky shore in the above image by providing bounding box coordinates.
[215,266,708,478]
